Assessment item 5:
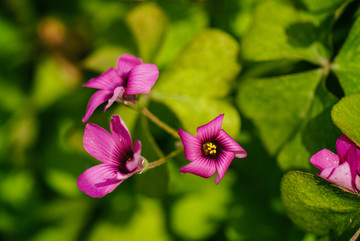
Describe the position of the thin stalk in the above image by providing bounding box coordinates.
[141,107,179,138]
[350,226,360,241]
[148,147,184,169]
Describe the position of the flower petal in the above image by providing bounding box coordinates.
[126,140,143,172]
[116,54,143,79]
[178,128,202,161]
[196,114,224,142]
[83,68,123,90]
[125,63,159,95]
[319,161,359,194]
[347,146,360,191]
[215,150,235,184]
[104,86,125,111]
[77,164,128,198]
[336,134,353,163]
[310,149,340,171]
[83,123,120,165]
[179,157,216,178]
[110,115,132,148]
[217,129,247,158]
[82,90,113,123]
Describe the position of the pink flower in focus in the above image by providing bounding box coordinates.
[178,114,247,184]
[310,135,360,194]
[82,54,159,122]
[78,115,144,197]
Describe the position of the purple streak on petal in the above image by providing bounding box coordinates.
[310,149,340,171]
[216,129,247,158]
[105,86,125,111]
[77,164,124,198]
[348,147,360,191]
[178,128,202,161]
[110,115,132,148]
[82,90,113,122]
[116,54,143,79]
[319,162,357,193]
[180,157,216,178]
[83,68,123,90]
[336,135,353,163]
[126,140,143,172]
[215,150,235,184]
[196,114,224,142]
[83,123,120,165]
[125,63,159,95]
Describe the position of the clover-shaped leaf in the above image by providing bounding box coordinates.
[332,15,360,95]
[152,29,241,137]
[241,0,330,64]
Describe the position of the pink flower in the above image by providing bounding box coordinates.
[82,54,159,122]
[78,115,144,197]
[310,135,360,194]
[178,114,247,184]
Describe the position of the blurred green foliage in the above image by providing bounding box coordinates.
[1,0,360,240]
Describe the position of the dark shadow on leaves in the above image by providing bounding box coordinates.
[285,22,317,48]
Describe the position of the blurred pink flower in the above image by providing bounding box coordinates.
[310,135,360,194]
[82,54,159,122]
[178,114,247,184]
[78,115,144,197]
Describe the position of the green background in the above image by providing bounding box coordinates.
[1,0,360,240]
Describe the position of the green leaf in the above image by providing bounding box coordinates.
[241,0,330,64]
[89,197,170,241]
[83,45,133,73]
[332,15,360,95]
[152,29,241,137]
[331,94,360,147]
[237,70,324,155]
[32,57,80,109]
[278,82,340,170]
[126,3,168,62]
[168,162,234,240]
[281,171,360,237]
[296,0,348,13]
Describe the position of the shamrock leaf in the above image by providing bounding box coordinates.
[152,29,241,137]
[241,0,330,65]
[332,15,360,95]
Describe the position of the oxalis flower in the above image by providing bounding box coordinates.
[178,114,247,184]
[310,135,360,194]
[82,54,159,122]
[78,115,145,197]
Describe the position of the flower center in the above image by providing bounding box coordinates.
[203,142,217,155]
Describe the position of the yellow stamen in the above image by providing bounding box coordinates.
[203,142,217,156]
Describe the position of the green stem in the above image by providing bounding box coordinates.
[141,107,179,139]
[350,226,360,241]
[148,147,183,169]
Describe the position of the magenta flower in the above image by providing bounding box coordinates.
[78,115,144,197]
[82,54,159,122]
[178,114,247,184]
[310,135,360,194]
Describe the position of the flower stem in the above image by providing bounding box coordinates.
[141,107,179,138]
[351,226,360,241]
[148,147,184,169]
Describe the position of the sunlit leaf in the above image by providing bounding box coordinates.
[237,70,324,155]
[126,3,168,62]
[241,0,330,64]
[332,15,360,95]
[331,94,360,147]
[152,29,241,137]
